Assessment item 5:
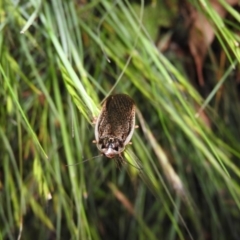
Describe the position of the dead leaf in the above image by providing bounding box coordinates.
[195,104,211,128]
[187,0,238,86]
[108,182,135,215]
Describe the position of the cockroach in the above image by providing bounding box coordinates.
[94,94,136,160]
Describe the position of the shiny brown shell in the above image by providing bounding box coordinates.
[94,94,135,158]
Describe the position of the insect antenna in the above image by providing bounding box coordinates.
[65,154,103,167]
[115,154,143,171]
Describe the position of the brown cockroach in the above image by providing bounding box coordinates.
[94,94,136,160]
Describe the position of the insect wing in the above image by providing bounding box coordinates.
[94,94,136,158]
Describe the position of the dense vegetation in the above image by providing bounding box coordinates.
[1,0,240,239]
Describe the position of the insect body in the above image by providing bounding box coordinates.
[94,94,136,159]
